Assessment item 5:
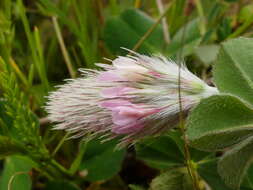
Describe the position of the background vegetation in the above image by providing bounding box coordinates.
[1,0,253,189]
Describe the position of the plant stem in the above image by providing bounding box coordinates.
[178,114,201,190]
[51,132,70,157]
[156,0,170,44]
[177,6,201,190]
[40,158,72,179]
[49,159,71,177]
[195,0,206,36]
[228,14,253,39]
[109,0,118,15]
[69,140,89,175]
[134,0,141,8]
[131,2,172,52]
[18,0,49,92]
[52,16,76,78]
[9,57,29,88]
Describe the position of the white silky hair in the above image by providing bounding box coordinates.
[45,51,219,146]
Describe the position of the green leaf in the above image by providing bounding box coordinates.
[0,136,24,158]
[135,134,184,170]
[244,165,253,189]
[0,99,13,135]
[129,184,146,190]
[44,181,80,190]
[120,9,164,50]
[186,95,253,151]
[217,18,232,41]
[0,156,33,190]
[166,19,201,57]
[238,5,253,23]
[198,160,233,190]
[167,0,186,35]
[214,37,253,105]
[136,132,210,170]
[198,159,252,190]
[79,139,126,181]
[104,8,164,54]
[104,9,201,57]
[0,58,48,158]
[218,136,253,189]
[149,169,193,190]
[195,44,220,65]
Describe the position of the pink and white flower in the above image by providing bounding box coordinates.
[46,51,218,146]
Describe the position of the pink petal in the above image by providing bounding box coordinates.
[100,87,134,98]
[112,111,139,126]
[111,106,153,126]
[113,106,147,117]
[112,123,144,134]
[99,99,131,109]
[149,71,162,78]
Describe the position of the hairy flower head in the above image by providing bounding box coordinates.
[46,51,218,146]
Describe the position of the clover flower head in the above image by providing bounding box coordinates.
[46,50,218,146]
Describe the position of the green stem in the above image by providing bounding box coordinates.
[51,132,70,157]
[228,14,253,39]
[69,140,89,175]
[34,163,54,180]
[156,0,170,44]
[39,158,72,179]
[177,6,201,190]
[131,2,172,53]
[52,16,76,78]
[134,0,141,8]
[30,151,72,179]
[18,0,49,92]
[9,58,29,88]
[197,158,218,165]
[50,159,72,177]
[195,0,206,36]
[109,0,118,15]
